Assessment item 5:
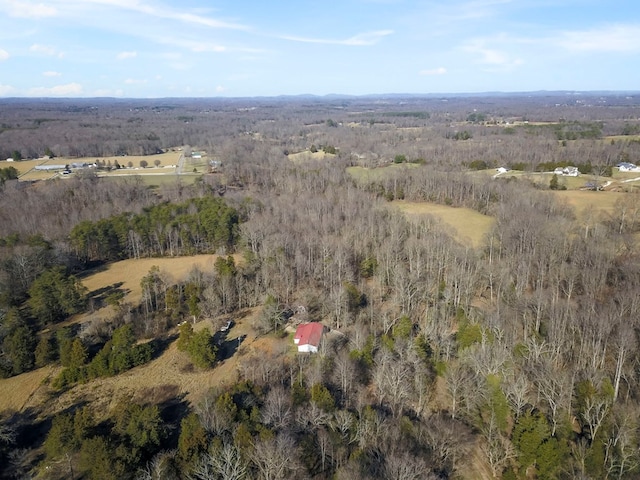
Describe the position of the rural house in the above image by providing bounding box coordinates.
[293,322,324,353]
[617,162,639,172]
[553,166,580,177]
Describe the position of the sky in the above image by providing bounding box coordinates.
[0,0,639,98]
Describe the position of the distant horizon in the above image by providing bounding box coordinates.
[1,1,639,98]
[1,89,640,102]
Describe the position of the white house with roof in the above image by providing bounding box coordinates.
[617,162,640,173]
[293,322,324,353]
[554,166,580,177]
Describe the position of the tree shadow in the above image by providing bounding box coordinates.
[148,334,178,361]
[86,282,128,310]
[216,333,247,362]
[73,260,109,278]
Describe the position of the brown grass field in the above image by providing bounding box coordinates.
[0,253,282,417]
[43,307,290,418]
[347,163,421,183]
[551,190,625,221]
[0,306,292,418]
[0,366,55,414]
[392,200,495,249]
[287,150,333,162]
[3,151,184,181]
[71,151,180,170]
[80,254,236,306]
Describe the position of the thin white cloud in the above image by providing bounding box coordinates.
[215,85,225,93]
[420,67,447,76]
[0,84,15,95]
[30,44,63,58]
[43,71,61,77]
[0,49,9,61]
[28,82,83,96]
[463,39,523,69]
[5,0,57,18]
[79,0,249,30]
[124,78,147,84]
[280,29,393,46]
[116,51,137,60]
[558,24,640,53]
[93,88,124,96]
[147,35,263,54]
[191,44,226,53]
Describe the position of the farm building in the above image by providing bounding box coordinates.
[34,164,67,171]
[293,322,324,353]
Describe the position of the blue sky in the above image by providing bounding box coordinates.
[0,0,639,97]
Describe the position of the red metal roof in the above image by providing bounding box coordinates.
[294,322,324,347]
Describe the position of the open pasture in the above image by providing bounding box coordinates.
[78,150,180,169]
[551,190,625,221]
[392,200,495,249]
[347,163,420,183]
[80,254,230,306]
[0,366,54,413]
[287,150,333,162]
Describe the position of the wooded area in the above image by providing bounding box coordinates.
[1,93,640,479]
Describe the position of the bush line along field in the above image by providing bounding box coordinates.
[1,93,640,480]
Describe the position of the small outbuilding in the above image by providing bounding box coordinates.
[293,322,324,353]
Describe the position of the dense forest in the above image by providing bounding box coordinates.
[1,93,640,479]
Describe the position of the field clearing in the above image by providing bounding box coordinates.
[80,254,235,306]
[0,159,50,175]
[46,310,270,415]
[604,135,640,142]
[103,166,175,175]
[551,190,624,220]
[287,150,333,162]
[2,151,183,181]
[9,307,293,418]
[495,170,616,190]
[347,163,421,183]
[392,200,494,249]
[71,151,180,169]
[0,366,54,413]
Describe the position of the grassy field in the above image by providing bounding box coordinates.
[0,366,55,414]
[604,135,640,142]
[287,150,333,162]
[551,190,625,221]
[74,151,180,169]
[0,159,60,180]
[3,151,187,181]
[0,306,291,417]
[80,254,235,306]
[44,307,285,417]
[392,200,495,249]
[347,163,421,183]
[0,254,257,415]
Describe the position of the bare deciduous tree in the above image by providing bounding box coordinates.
[252,434,301,480]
